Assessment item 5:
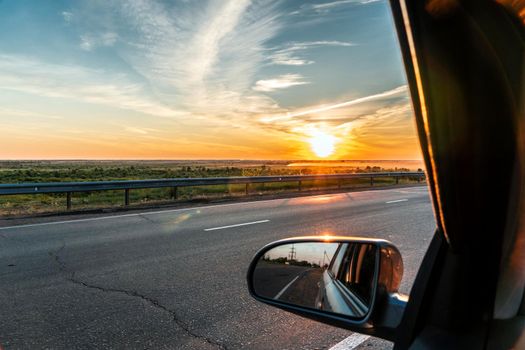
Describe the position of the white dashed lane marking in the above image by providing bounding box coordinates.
[386,199,408,204]
[204,219,270,231]
[329,333,370,350]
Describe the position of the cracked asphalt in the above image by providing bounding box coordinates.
[49,243,225,350]
[0,186,435,349]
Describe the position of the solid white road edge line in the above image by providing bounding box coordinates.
[274,275,301,300]
[329,333,370,350]
[386,199,408,204]
[0,192,347,231]
[203,219,270,231]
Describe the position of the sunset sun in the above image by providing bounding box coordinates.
[308,130,337,158]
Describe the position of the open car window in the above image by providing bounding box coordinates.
[0,1,437,349]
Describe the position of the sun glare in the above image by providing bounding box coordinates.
[309,130,337,158]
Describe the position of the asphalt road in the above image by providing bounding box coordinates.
[0,185,435,350]
[253,263,321,308]
[252,263,315,299]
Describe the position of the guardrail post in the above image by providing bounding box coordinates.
[338,179,342,189]
[370,177,374,186]
[124,189,130,206]
[66,192,72,211]
[245,183,249,195]
[298,180,302,191]
[170,187,178,200]
[395,176,399,185]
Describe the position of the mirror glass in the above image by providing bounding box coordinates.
[252,242,377,319]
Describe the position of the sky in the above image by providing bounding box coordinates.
[264,242,339,266]
[0,0,421,160]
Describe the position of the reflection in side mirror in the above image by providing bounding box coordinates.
[247,236,406,338]
[252,242,378,320]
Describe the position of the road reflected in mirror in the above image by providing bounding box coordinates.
[252,242,377,319]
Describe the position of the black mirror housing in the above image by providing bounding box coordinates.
[247,236,406,341]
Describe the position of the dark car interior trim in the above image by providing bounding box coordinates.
[390,0,525,348]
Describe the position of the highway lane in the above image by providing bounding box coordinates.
[252,263,314,299]
[0,186,435,349]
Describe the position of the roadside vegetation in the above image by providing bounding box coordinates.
[0,160,424,217]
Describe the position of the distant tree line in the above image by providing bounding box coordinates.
[0,161,420,184]
[261,255,320,268]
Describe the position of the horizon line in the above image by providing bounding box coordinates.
[0,158,424,162]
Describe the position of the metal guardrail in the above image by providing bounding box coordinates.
[0,172,425,211]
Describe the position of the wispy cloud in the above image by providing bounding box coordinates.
[53,1,358,128]
[1,0,415,159]
[268,53,314,66]
[268,40,354,66]
[0,107,63,120]
[112,0,283,118]
[124,126,159,135]
[291,0,383,15]
[283,41,355,49]
[80,32,118,51]
[256,86,415,158]
[0,54,182,118]
[253,74,310,92]
[8,0,289,126]
[61,11,73,23]
[260,85,407,122]
[250,85,413,157]
[312,0,382,11]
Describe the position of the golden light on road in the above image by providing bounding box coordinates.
[308,130,337,158]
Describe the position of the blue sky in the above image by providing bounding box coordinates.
[0,0,420,159]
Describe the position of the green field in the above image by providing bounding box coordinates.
[0,160,424,217]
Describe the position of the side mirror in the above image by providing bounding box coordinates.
[247,236,407,340]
